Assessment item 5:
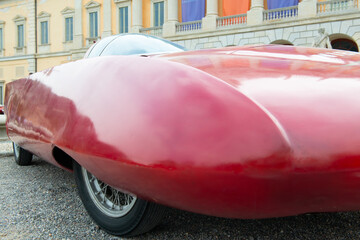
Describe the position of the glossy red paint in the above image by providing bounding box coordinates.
[5,45,360,218]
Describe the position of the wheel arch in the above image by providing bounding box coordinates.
[52,146,74,171]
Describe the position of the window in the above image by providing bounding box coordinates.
[89,12,98,38]
[0,28,3,51]
[65,17,73,41]
[40,21,48,44]
[13,15,26,54]
[37,11,51,52]
[61,7,75,47]
[85,1,101,45]
[115,0,131,35]
[0,20,3,52]
[119,7,129,33]
[17,24,24,48]
[153,1,164,27]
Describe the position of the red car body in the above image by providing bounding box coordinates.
[5,44,360,219]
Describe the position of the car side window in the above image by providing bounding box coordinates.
[85,35,118,58]
[100,34,185,56]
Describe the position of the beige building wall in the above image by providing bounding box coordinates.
[0,0,28,57]
[37,56,70,71]
[0,59,29,81]
[37,0,75,53]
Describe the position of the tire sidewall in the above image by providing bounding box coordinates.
[73,162,148,236]
[13,142,32,166]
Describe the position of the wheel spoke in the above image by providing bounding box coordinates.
[82,167,137,217]
[89,176,95,182]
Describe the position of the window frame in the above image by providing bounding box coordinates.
[85,1,101,46]
[114,0,131,34]
[40,21,49,45]
[151,0,167,27]
[0,28,2,50]
[61,7,75,44]
[37,12,51,53]
[119,7,128,33]
[13,15,26,54]
[65,17,74,42]
[17,24,24,48]
[37,12,51,46]
[0,21,4,56]
[89,11,99,38]
[154,1,164,27]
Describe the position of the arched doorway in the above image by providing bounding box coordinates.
[331,39,359,52]
[329,34,359,52]
[270,40,293,46]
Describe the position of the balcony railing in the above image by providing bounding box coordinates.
[317,0,359,14]
[140,26,163,37]
[176,20,202,33]
[263,5,298,21]
[217,14,247,29]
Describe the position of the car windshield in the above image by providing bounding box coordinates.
[86,34,185,58]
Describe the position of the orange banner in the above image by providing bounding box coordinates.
[222,0,251,16]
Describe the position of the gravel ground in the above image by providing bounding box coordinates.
[1,140,360,240]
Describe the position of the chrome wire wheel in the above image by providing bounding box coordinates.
[74,161,166,236]
[82,167,137,217]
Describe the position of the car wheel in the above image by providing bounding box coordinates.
[13,142,33,166]
[73,161,166,237]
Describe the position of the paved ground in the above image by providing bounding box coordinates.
[1,140,360,239]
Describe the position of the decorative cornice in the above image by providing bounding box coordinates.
[61,7,75,15]
[13,15,26,22]
[0,54,34,62]
[85,1,101,9]
[37,51,71,58]
[114,0,130,3]
[38,11,51,18]
[0,51,72,62]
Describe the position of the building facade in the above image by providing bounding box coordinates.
[0,0,359,104]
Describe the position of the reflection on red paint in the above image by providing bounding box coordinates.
[5,45,360,219]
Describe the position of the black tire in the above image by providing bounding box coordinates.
[13,142,33,166]
[73,161,166,237]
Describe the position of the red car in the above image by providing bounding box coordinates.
[5,34,360,237]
